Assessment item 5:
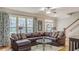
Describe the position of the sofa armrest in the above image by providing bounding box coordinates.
[57,36,66,45]
[57,35,66,39]
[10,37,18,41]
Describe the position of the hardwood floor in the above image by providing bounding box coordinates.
[59,37,69,51]
[59,46,68,51]
[0,46,11,51]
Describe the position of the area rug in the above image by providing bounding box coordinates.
[31,44,64,51]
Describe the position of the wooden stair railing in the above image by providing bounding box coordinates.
[64,19,79,31]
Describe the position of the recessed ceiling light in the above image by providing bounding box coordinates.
[40,7,57,14]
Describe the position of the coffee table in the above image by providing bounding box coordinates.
[36,37,52,51]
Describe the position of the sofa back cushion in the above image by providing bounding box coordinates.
[39,32,44,36]
[26,33,32,38]
[17,34,22,40]
[57,31,65,38]
[54,31,59,38]
[37,32,44,36]
[48,32,52,36]
[11,33,18,40]
[21,33,27,39]
[51,32,55,37]
[33,32,39,37]
[44,32,49,36]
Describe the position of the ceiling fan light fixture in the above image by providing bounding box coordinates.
[46,10,51,14]
[50,7,58,9]
[54,14,57,17]
[40,7,45,11]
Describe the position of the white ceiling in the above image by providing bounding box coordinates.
[6,7,79,17]
[54,7,79,17]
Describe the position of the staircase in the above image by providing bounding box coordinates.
[65,19,79,37]
[64,19,79,50]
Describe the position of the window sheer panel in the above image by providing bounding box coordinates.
[18,17,26,27]
[9,16,34,34]
[9,16,17,35]
[10,27,16,34]
[27,27,33,33]
[18,17,26,33]
[10,16,16,27]
[45,20,53,32]
[27,18,33,33]
[27,18,33,27]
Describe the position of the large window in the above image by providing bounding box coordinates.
[9,16,16,35]
[45,20,53,32]
[18,17,26,33]
[9,15,33,35]
[27,18,33,33]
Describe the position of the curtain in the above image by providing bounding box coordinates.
[33,17,38,32]
[3,12,10,46]
[0,12,9,47]
[0,12,4,46]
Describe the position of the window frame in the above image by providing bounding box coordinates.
[45,20,54,32]
[9,15,34,35]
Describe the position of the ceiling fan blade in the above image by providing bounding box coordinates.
[68,11,79,15]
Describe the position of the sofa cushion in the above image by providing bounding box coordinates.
[44,32,49,36]
[11,33,18,40]
[33,32,39,37]
[39,32,44,36]
[48,32,52,37]
[28,37,37,41]
[17,34,22,40]
[57,31,64,38]
[21,33,27,39]
[51,32,56,37]
[16,39,31,46]
[54,32,59,38]
[26,33,32,38]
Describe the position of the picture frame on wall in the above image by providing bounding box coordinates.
[38,20,42,31]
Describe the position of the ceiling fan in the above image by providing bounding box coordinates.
[68,11,79,15]
[40,7,56,14]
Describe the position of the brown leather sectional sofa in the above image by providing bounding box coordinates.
[10,31,66,51]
